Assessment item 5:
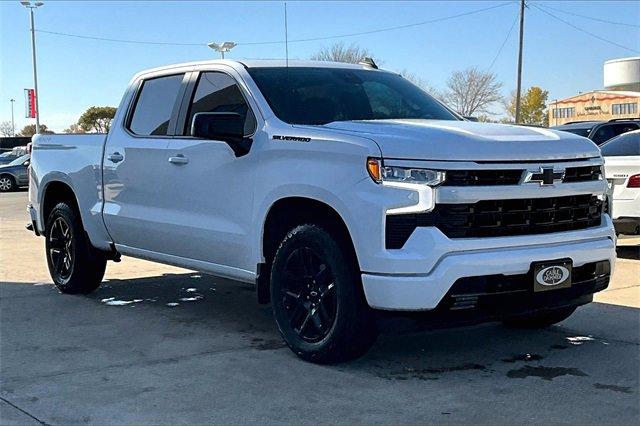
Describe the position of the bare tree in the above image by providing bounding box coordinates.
[0,121,13,137]
[442,67,503,116]
[398,69,442,100]
[310,42,372,64]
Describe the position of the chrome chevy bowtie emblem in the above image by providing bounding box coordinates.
[524,167,565,186]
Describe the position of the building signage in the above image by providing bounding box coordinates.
[24,88,37,118]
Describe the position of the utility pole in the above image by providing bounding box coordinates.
[515,0,525,124]
[21,1,43,134]
[10,99,16,136]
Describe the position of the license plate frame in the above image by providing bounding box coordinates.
[532,259,573,292]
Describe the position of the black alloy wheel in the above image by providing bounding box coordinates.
[270,224,377,363]
[45,202,106,294]
[280,247,338,342]
[48,216,75,282]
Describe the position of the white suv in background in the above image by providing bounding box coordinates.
[602,130,640,235]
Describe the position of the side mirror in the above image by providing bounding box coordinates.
[464,116,479,122]
[190,112,252,157]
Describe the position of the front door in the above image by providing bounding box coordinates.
[162,70,259,275]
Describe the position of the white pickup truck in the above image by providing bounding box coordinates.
[28,60,615,363]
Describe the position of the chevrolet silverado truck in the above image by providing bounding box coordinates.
[28,60,616,363]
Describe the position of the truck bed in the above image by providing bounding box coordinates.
[29,133,111,250]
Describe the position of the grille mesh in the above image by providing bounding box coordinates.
[386,194,602,249]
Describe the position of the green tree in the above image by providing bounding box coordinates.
[78,106,117,133]
[506,86,549,127]
[19,124,54,137]
[63,123,84,134]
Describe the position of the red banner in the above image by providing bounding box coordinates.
[24,89,37,118]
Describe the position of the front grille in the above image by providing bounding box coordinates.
[386,194,602,249]
[443,169,523,186]
[441,165,601,186]
[563,166,602,182]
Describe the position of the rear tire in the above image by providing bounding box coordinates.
[45,202,107,294]
[270,224,377,364]
[502,306,577,329]
[0,175,15,192]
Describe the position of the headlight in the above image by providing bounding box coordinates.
[367,158,445,186]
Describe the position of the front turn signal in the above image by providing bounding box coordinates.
[367,158,382,183]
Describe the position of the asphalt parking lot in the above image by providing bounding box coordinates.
[1,190,639,425]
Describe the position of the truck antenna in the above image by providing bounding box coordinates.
[284,2,289,68]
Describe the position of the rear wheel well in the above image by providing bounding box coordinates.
[259,197,359,303]
[42,181,80,226]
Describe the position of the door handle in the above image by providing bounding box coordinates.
[168,154,189,165]
[107,152,124,163]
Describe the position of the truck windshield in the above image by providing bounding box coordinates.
[248,67,459,125]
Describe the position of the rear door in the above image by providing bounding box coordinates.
[103,71,191,253]
[602,132,640,218]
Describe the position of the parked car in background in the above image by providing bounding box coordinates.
[0,154,30,192]
[601,130,640,235]
[0,146,28,165]
[552,119,640,146]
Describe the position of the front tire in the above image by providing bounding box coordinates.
[270,224,377,364]
[0,175,15,192]
[45,202,107,294]
[502,306,577,329]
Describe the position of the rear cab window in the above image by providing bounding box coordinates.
[128,74,185,136]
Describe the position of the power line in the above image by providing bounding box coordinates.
[530,3,640,54]
[35,30,203,46]
[239,2,515,45]
[36,2,515,48]
[488,12,519,70]
[536,3,640,28]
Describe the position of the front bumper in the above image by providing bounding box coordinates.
[362,225,615,311]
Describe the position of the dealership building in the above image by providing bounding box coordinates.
[549,57,640,126]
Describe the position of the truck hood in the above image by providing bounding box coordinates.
[320,119,600,161]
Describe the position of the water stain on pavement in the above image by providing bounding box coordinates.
[381,363,487,381]
[501,353,543,363]
[250,337,286,350]
[593,383,633,394]
[507,365,588,381]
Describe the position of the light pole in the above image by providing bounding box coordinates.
[207,41,236,59]
[21,1,43,134]
[10,99,16,136]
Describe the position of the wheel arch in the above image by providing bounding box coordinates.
[257,195,360,304]
[41,180,83,228]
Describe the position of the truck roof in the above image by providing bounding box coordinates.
[134,59,390,78]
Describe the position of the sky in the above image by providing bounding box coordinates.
[1,0,638,133]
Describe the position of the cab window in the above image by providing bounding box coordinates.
[185,72,256,136]
[128,74,184,136]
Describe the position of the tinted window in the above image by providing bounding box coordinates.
[185,72,256,135]
[248,67,458,125]
[592,123,639,145]
[600,132,640,157]
[561,127,592,137]
[8,154,29,166]
[129,74,184,136]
